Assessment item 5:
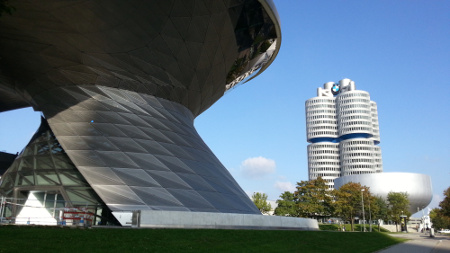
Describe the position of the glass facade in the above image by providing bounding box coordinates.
[0,118,118,225]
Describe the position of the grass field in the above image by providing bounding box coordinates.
[0,225,405,253]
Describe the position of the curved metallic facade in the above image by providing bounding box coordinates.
[0,0,282,224]
[0,0,281,116]
[334,173,433,214]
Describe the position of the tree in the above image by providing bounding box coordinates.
[332,182,369,231]
[439,187,450,217]
[430,208,450,230]
[430,187,450,230]
[371,196,388,232]
[294,177,332,219]
[274,191,297,216]
[387,192,410,232]
[251,192,272,214]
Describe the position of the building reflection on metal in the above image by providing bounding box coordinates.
[0,0,282,226]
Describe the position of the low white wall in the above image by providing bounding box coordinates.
[132,210,319,230]
[381,225,398,232]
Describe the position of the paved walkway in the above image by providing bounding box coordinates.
[376,232,450,253]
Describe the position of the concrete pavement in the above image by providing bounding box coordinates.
[376,232,450,253]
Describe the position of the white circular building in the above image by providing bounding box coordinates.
[305,79,432,215]
[305,79,383,189]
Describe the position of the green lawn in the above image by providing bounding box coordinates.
[0,225,405,253]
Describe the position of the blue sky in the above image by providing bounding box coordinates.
[1,0,449,216]
[196,0,450,214]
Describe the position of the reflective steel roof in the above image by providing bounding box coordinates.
[0,0,281,116]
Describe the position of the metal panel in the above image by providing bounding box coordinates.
[0,0,281,116]
[34,86,260,214]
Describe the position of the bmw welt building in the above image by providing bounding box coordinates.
[0,0,317,229]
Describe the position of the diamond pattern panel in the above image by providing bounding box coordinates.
[0,0,280,116]
[130,186,184,208]
[112,168,161,188]
[0,118,105,210]
[37,86,259,214]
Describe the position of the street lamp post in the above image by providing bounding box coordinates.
[361,189,366,232]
